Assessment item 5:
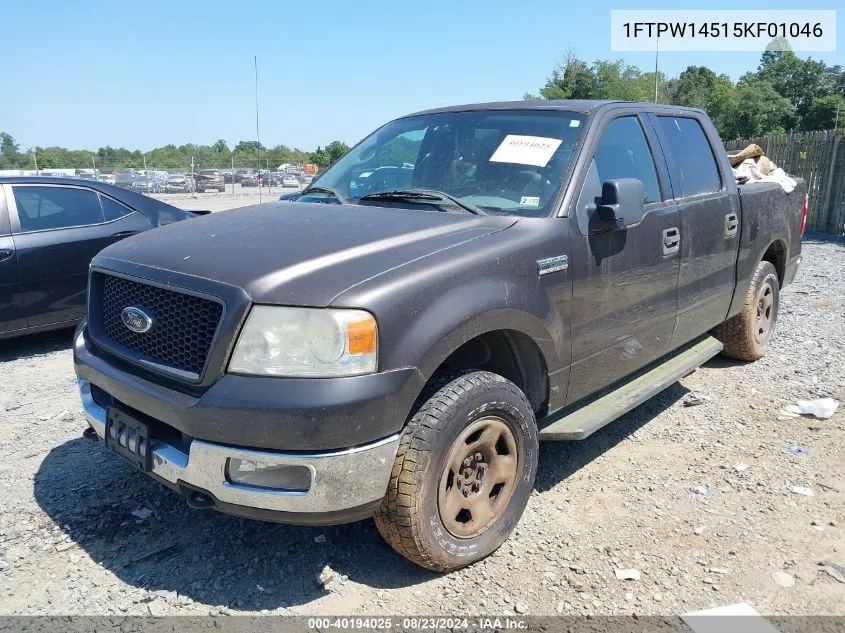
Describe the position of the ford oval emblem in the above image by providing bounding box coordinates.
[121,306,153,333]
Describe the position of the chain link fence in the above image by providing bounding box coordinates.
[0,161,314,197]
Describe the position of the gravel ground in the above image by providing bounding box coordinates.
[0,237,842,617]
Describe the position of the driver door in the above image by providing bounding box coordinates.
[566,113,681,405]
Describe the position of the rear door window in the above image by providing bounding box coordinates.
[12,186,104,232]
[656,117,721,197]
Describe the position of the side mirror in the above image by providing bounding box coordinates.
[595,178,645,231]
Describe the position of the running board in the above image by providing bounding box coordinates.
[538,336,723,441]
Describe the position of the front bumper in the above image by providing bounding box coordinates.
[79,377,399,522]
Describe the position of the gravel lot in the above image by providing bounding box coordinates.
[0,235,842,617]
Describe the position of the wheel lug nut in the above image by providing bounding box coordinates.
[463,457,472,468]
[474,452,483,461]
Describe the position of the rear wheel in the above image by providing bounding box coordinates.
[714,260,780,361]
[374,370,538,572]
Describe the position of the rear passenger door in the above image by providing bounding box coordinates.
[6,184,150,328]
[650,115,739,347]
[566,113,680,405]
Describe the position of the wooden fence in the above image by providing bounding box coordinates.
[724,131,845,235]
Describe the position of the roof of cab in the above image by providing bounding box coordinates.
[400,100,622,118]
[399,99,706,119]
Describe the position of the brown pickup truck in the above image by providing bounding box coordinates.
[194,169,225,193]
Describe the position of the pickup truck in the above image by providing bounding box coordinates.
[73,100,806,572]
[194,169,225,193]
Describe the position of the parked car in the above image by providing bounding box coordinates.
[0,177,206,339]
[166,174,192,193]
[240,174,258,187]
[195,169,225,193]
[234,170,249,183]
[223,171,235,184]
[131,177,159,194]
[278,190,302,202]
[114,172,135,189]
[72,101,806,572]
[97,174,117,185]
[281,174,299,187]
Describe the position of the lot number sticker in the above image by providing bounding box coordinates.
[489,135,563,167]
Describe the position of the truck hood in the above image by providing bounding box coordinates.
[95,201,517,306]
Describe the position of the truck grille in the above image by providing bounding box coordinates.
[91,273,223,377]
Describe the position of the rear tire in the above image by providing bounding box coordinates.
[374,370,538,572]
[714,260,780,361]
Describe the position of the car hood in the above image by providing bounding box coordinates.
[95,201,517,306]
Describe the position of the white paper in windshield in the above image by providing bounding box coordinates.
[489,135,563,167]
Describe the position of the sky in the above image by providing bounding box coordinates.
[2,0,842,153]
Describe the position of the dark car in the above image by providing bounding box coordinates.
[0,177,203,339]
[240,174,259,187]
[194,170,225,193]
[74,101,805,572]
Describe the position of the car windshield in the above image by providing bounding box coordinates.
[315,109,586,217]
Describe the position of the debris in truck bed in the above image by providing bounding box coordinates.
[729,143,798,193]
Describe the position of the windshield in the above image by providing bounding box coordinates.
[315,109,586,217]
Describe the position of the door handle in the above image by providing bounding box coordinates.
[0,248,14,262]
[662,227,680,256]
[724,213,738,238]
[111,231,139,239]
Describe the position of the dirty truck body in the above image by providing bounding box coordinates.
[74,100,805,571]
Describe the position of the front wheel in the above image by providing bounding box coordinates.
[714,260,780,361]
[374,371,538,572]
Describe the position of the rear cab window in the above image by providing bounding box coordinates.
[655,117,722,198]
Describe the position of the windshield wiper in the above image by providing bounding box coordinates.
[359,189,485,215]
[300,185,348,205]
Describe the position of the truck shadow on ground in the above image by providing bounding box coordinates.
[0,327,75,362]
[33,381,687,612]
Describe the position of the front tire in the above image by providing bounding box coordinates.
[374,371,538,572]
[714,260,780,361]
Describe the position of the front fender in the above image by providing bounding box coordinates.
[380,276,567,414]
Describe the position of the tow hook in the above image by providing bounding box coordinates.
[186,491,215,510]
[82,426,98,441]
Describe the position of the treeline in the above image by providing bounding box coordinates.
[0,135,351,172]
[526,48,845,140]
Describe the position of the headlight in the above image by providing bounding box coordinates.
[228,306,377,377]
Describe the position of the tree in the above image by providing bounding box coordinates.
[234,140,264,154]
[213,139,229,154]
[803,94,845,130]
[324,140,350,165]
[0,132,21,168]
[713,79,796,139]
[666,66,722,110]
[757,51,828,122]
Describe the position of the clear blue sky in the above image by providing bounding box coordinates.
[2,0,842,153]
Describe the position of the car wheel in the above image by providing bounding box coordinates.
[714,260,780,361]
[374,370,538,572]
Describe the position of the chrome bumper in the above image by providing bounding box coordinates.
[78,379,398,514]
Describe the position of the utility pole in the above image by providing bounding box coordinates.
[232,154,235,196]
[255,55,262,204]
[92,156,96,174]
[33,150,38,175]
[653,37,660,104]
